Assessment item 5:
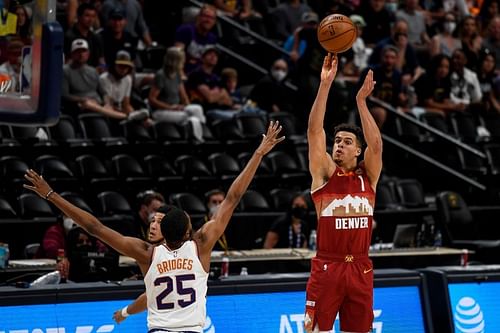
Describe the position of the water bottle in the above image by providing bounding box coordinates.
[309,230,317,251]
[240,267,248,276]
[0,243,7,269]
[434,229,442,247]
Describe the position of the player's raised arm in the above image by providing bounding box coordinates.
[308,54,337,190]
[356,70,383,189]
[23,169,152,269]
[196,121,284,254]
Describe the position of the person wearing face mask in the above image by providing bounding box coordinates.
[430,13,462,57]
[249,58,295,114]
[134,190,166,241]
[36,214,78,260]
[65,227,113,282]
[193,189,229,251]
[264,194,310,249]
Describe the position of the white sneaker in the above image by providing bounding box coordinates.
[128,109,149,121]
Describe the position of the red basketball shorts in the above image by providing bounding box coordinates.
[305,253,374,332]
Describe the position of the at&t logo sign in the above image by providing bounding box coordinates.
[454,297,485,333]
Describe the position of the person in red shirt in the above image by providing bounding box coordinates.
[305,53,382,333]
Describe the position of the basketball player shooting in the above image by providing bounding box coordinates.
[24,121,284,333]
[305,53,382,333]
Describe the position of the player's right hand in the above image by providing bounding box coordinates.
[113,309,126,324]
[23,169,53,199]
[256,120,285,156]
[320,53,338,83]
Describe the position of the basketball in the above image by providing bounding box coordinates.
[317,14,357,54]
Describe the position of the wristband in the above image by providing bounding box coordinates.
[45,190,54,200]
[121,306,130,317]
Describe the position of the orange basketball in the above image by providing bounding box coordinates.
[317,14,357,54]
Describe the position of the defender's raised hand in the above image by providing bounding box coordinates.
[24,169,54,199]
[256,120,285,156]
[357,69,376,100]
[320,53,338,84]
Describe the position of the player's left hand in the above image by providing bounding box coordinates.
[320,53,338,83]
[113,309,126,324]
[256,120,285,156]
[23,169,53,199]
[356,69,376,100]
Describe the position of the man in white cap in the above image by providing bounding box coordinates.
[62,39,147,121]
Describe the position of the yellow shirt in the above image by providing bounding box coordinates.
[0,9,17,36]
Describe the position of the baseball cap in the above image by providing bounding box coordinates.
[110,8,125,20]
[71,39,89,53]
[350,14,367,27]
[114,50,134,68]
[202,44,219,56]
[302,12,319,24]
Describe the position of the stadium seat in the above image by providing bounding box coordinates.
[174,155,216,194]
[0,197,17,218]
[48,114,91,147]
[143,154,184,195]
[110,154,154,197]
[449,112,482,143]
[421,112,450,136]
[484,144,500,175]
[239,190,271,212]
[269,188,300,211]
[33,155,79,192]
[97,191,133,216]
[375,181,401,210]
[122,120,154,142]
[436,191,500,262]
[0,156,30,196]
[78,113,126,144]
[170,192,206,214]
[394,178,426,208]
[266,151,309,188]
[18,193,54,218]
[60,191,94,213]
[75,154,117,193]
[235,113,266,139]
[207,152,241,178]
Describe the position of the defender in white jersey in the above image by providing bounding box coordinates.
[24,121,285,333]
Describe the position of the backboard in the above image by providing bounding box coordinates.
[0,0,62,125]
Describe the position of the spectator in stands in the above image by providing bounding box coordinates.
[15,5,32,45]
[100,8,138,68]
[478,0,500,32]
[100,0,152,47]
[481,16,500,73]
[186,45,236,121]
[430,13,462,57]
[213,0,267,38]
[263,194,310,249]
[361,45,405,128]
[62,39,145,121]
[221,67,244,108]
[194,189,228,251]
[0,38,23,93]
[148,46,206,142]
[287,11,319,65]
[133,190,165,241]
[269,0,311,41]
[477,49,497,110]
[99,50,150,124]
[395,0,431,52]
[38,213,77,259]
[66,227,112,282]
[341,14,372,78]
[488,75,500,113]
[174,4,218,75]
[64,3,105,69]
[449,48,483,108]
[355,0,395,47]
[369,18,423,82]
[249,58,295,114]
[414,54,466,115]
[458,16,483,72]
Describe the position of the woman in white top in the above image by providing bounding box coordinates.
[148,47,206,142]
[430,13,462,57]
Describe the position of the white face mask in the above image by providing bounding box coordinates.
[63,217,76,233]
[444,22,456,34]
[208,205,219,218]
[271,69,287,82]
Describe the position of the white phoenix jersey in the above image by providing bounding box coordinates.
[145,240,209,332]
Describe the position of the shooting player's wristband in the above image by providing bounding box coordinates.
[121,306,130,317]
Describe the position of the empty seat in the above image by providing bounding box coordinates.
[211,119,245,141]
[239,190,271,212]
[170,192,206,214]
[0,197,17,218]
[269,188,300,211]
[78,113,125,143]
[375,181,401,210]
[0,156,30,196]
[60,192,94,213]
[18,193,54,218]
[449,112,480,143]
[421,112,450,136]
[207,152,241,178]
[485,144,500,175]
[48,114,91,146]
[394,116,424,143]
[394,178,426,208]
[235,113,266,139]
[153,122,186,142]
[34,155,74,178]
[97,191,132,216]
[174,155,212,177]
[110,154,153,197]
[122,120,154,142]
[144,154,184,194]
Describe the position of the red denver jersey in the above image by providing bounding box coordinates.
[311,163,375,255]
